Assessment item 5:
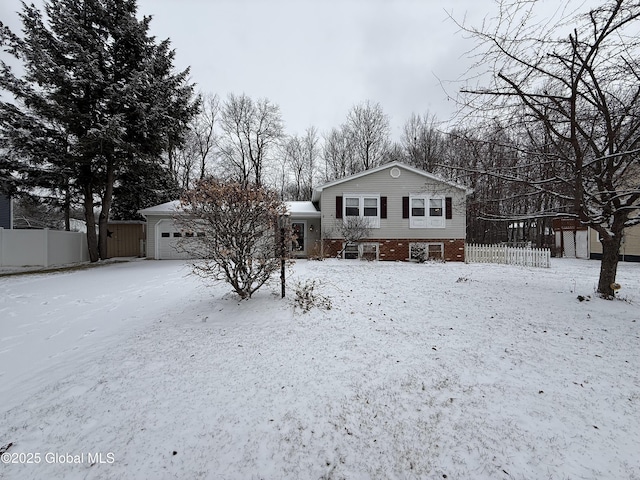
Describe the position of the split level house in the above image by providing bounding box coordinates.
[139,161,472,262]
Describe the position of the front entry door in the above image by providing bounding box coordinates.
[291,222,306,255]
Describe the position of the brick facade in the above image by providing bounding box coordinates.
[322,238,466,262]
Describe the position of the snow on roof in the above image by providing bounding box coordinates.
[285,201,320,217]
[139,200,320,218]
[138,200,182,216]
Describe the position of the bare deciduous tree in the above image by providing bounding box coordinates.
[193,93,219,180]
[302,126,320,199]
[176,180,288,299]
[281,126,321,200]
[346,100,390,172]
[457,0,640,297]
[402,112,444,172]
[281,135,305,200]
[322,126,355,181]
[217,94,284,186]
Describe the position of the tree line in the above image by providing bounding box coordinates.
[168,95,565,250]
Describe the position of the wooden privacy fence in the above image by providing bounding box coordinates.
[465,243,551,268]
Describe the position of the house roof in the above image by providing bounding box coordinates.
[139,200,321,218]
[311,161,473,202]
[285,201,321,218]
[138,200,183,216]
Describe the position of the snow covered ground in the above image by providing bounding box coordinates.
[1,258,638,480]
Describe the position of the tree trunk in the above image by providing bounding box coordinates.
[98,158,116,260]
[83,183,99,262]
[597,234,622,298]
[63,184,71,232]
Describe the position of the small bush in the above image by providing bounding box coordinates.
[293,279,332,312]
[308,241,324,261]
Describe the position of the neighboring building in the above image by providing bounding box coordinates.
[0,194,13,229]
[589,224,640,262]
[553,218,589,259]
[139,162,472,262]
[313,161,471,261]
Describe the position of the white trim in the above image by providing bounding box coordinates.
[343,193,380,228]
[409,194,445,229]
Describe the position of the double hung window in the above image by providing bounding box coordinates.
[409,195,445,228]
[343,194,380,228]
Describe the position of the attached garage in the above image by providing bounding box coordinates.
[139,201,193,260]
[155,219,192,260]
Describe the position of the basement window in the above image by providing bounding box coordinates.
[410,242,444,261]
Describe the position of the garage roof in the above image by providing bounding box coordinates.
[138,200,183,216]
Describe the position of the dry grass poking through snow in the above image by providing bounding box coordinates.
[0,259,638,479]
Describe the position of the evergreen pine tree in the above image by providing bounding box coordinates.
[0,0,198,260]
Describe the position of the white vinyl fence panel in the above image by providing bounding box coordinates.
[0,228,89,267]
[465,243,551,268]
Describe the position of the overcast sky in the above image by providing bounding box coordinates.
[134,0,484,138]
[1,0,594,139]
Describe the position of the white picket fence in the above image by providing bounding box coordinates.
[465,243,551,268]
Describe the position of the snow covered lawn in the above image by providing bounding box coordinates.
[1,258,638,479]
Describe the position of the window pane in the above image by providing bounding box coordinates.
[363,198,377,216]
[161,232,170,238]
[173,232,182,238]
[361,243,378,261]
[411,198,425,217]
[346,206,359,216]
[430,198,443,217]
[345,197,359,216]
[344,242,359,259]
[428,244,443,259]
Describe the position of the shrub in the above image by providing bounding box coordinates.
[177,180,290,299]
[293,279,332,312]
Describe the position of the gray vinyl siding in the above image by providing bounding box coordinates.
[320,165,467,240]
[0,195,12,229]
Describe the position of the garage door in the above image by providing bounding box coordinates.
[156,220,192,260]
